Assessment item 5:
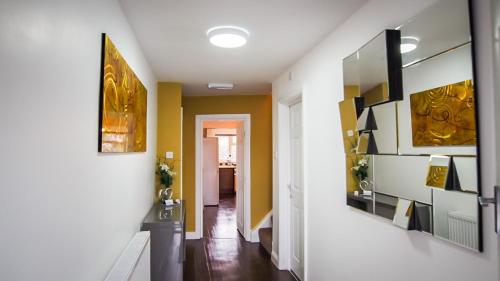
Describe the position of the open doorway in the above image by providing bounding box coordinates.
[202,120,242,238]
[195,114,251,240]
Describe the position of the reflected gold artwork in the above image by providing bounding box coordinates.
[99,34,147,152]
[426,166,449,189]
[410,80,476,147]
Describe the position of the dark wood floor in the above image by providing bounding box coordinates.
[184,196,295,281]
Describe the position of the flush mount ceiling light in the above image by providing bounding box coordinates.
[400,36,419,54]
[206,26,250,48]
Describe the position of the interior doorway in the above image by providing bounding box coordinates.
[289,102,304,280]
[275,94,305,280]
[195,114,251,240]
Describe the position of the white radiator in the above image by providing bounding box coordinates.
[447,211,478,249]
[105,231,151,281]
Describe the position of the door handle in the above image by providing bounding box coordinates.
[478,186,500,234]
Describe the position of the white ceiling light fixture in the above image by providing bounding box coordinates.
[208,82,234,90]
[400,36,419,54]
[207,26,250,48]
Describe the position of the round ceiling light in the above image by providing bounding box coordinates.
[400,36,419,54]
[207,26,250,48]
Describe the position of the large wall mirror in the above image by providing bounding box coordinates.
[340,0,482,251]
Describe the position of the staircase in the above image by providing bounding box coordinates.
[258,227,272,255]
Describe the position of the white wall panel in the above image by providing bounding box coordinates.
[373,155,432,204]
[454,157,478,193]
[0,1,157,280]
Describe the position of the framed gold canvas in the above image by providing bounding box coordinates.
[98,34,147,152]
[410,80,476,147]
[425,155,450,189]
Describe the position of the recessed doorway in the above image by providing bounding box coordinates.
[195,114,251,240]
[275,94,305,280]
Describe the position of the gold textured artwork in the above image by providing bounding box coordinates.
[426,166,449,189]
[410,80,476,147]
[99,34,147,152]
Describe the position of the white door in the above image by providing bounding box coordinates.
[236,122,245,236]
[290,102,304,280]
[203,137,219,206]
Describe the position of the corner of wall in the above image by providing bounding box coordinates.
[157,82,183,199]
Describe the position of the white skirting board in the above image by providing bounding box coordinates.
[271,251,280,268]
[105,231,151,281]
[250,211,273,243]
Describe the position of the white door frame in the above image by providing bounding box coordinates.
[275,92,307,279]
[194,114,252,241]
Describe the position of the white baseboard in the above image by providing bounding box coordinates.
[271,250,279,268]
[250,211,273,243]
[186,232,200,240]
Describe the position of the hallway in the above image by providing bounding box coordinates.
[184,196,295,281]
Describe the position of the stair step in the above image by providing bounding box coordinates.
[258,227,272,255]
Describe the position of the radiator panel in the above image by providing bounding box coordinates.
[448,211,478,250]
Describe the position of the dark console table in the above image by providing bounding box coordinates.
[141,202,186,281]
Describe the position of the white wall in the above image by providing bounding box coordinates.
[493,0,500,184]
[373,155,431,204]
[272,0,499,280]
[0,1,157,280]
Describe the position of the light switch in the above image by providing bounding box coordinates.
[166,151,174,159]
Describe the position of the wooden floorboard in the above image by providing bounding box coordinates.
[184,196,295,281]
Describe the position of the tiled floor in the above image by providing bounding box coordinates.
[184,195,295,281]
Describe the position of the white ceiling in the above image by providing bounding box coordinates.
[119,0,367,96]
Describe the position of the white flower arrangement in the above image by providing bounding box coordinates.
[351,156,369,181]
[160,163,176,176]
[157,158,176,187]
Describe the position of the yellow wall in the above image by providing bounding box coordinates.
[182,95,273,232]
[344,85,360,99]
[157,82,182,199]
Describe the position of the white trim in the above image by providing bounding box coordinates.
[195,114,252,241]
[301,88,309,281]
[180,107,184,199]
[274,91,305,274]
[279,94,302,106]
[249,211,273,243]
[185,232,199,240]
[276,101,291,270]
[271,250,279,268]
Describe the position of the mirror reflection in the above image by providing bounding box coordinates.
[400,0,471,67]
[340,0,481,251]
[358,32,389,107]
